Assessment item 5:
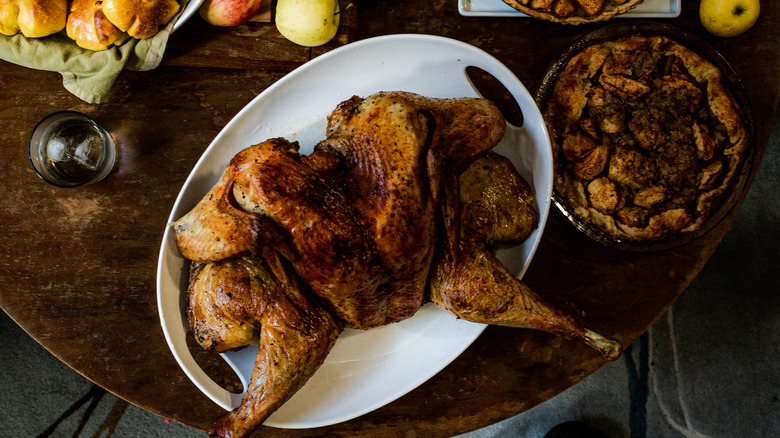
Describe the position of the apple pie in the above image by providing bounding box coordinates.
[502,0,644,24]
[543,35,750,243]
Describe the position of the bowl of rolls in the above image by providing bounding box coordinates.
[0,0,199,51]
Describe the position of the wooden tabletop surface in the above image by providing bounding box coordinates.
[1,1,779,436]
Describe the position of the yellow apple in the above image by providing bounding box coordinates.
[275,0,339,47]
[699,0,760,38]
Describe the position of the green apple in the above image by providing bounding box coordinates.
[699,0,760,38]
[275,0,340,47]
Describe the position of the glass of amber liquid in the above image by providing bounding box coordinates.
[28,111,116,188]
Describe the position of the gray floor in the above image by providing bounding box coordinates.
[2,113,778,438]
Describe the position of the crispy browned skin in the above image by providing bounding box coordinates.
[459,152,538,246]
[187,250,342,438]
[429,152,621,361]
[175,92,621,438]
[429,240,621,360]
[228,139,387,329]
[176,94,506,330]
[172,154,290,263]
[187,258,260,353]
[175,94,506,438]
[317,92,505,324]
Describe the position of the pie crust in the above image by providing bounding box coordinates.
[502,0,645,24]
[543,35,750,243]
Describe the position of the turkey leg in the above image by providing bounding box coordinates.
[429,239,621,361]
[428,153,622,361]
[187,249,343,438]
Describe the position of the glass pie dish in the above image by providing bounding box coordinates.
[535,22,754,251]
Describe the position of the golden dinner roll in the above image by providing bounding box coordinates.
[66,0,130,51]
[0,0,67,38]
[101,0,178,39]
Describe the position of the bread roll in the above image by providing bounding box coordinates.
[66,0,130,51]
[0,0,67,38]
[101,0,178,39]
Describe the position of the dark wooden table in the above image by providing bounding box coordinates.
[1,1,778,437]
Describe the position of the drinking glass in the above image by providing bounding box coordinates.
[28,111,116,188]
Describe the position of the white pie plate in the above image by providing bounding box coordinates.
[156,34,553,429]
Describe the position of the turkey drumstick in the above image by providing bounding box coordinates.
[429,152,622,361]
[186,249,343,438]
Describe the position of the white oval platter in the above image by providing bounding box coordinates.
[156,33,553,429]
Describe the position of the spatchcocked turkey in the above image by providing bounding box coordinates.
[174,91,621,438]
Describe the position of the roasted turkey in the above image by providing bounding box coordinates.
[429,152,621,360]
[173,91,622,438]
[187,250,342,437]
[316,91,506,326]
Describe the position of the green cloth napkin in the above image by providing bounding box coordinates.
[0,0,189,103]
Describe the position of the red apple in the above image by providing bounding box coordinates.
[198,0,262,26]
